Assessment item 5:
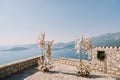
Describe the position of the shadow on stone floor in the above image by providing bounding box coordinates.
[86,74,106,78]
[47,71,105,79]
[3,67,39,80]
[87,74,120,80]
[46,70,60,74]
[113,76,120,80]
[61,72,77,76]
[2,67,120,80]
[46,70,77,76]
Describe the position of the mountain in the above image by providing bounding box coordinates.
[52,41,75,50]
[0,32,120,52]
[91,32,120,47]
[0,44,39,52]
[52,42,67,49]
[2,47,29,51]
[53,32,120,50]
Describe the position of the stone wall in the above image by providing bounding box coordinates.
[92,46,120,76]
[0,46,120,78]
[54,57,89,67]
[0,56,40,78]
[55,54,120,76]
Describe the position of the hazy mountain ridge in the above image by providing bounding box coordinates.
[91,32,120,47]
[0,44,39,52]
[1,47,29,51]
[0,32,120,51]
[53,32,120,50]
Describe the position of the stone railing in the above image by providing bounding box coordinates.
[54,57,90,67]
[54,57,120,76]
[0,56,41,78]
[1,56,120,78]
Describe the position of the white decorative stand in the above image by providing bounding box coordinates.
[37,32,54,72]
[75,35,92,76]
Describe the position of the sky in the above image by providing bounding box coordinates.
[0,0,120,45]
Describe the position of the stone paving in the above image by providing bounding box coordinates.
[4,63,120,80]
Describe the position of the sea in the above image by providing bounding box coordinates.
[0,48,88,65]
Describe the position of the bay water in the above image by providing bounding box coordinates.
[0,49,88,65]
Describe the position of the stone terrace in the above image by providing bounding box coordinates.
[3,63,120,80]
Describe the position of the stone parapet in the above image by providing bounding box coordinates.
[55,57,120,76]
[0,56,40,78]
[95,46,120,50]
